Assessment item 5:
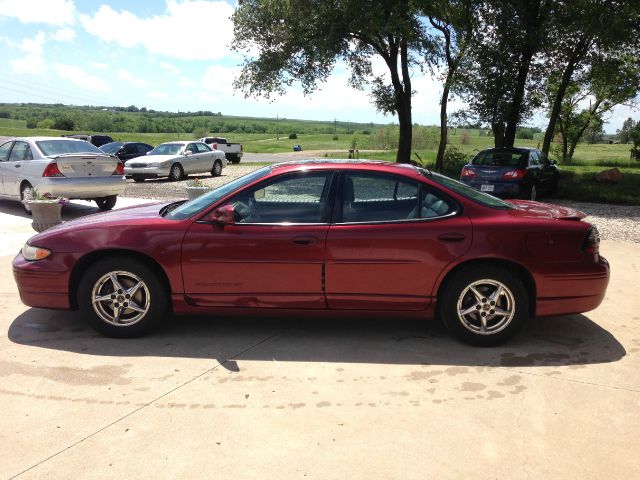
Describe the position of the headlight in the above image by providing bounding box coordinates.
[22,244,51,261]
[149,162,161,168]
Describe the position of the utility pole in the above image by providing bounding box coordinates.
[334,118,337,134]
[276,114,279,140]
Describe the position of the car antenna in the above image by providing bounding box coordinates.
[413,152,432,175]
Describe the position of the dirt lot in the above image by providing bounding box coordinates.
[1,241,639,479]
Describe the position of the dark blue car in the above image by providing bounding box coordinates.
[459,147,559,200]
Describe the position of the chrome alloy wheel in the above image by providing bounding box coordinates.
[91,271,151,326]
[456,279,515,335]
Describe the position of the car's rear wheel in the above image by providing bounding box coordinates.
[95,195,117,211]
[78,257,168,337]
[169,163,184,181]
[20,182,34,214]
[439,265,529,346]
[211,160,223,177]
[133,177,145,183]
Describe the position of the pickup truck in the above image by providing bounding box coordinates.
[198,137,243,164]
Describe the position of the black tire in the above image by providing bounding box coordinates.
[211,160,223,177]
[229,156,241,164]
[77,257,169,337]
[133,177,145,183]
[20,182,34,214]
[439,265,529,346]
[95,195,117,211]
[169,163,184,181]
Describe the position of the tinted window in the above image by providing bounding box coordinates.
[9,141,33,161]
[529,151,539,166]
[226,172,333,224]
[0,141,14,161]
[122,144,137,155]
[137,143,153,154]
[420,169,514,209]
[37,140,102,156]
[166,166,272,220]
[341,172,423,223]
[196,143,210,153]
[186,143,198,154]
[100,142,124,154]
[472,150,527,167]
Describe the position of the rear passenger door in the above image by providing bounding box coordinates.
[325,171,472,311]
[4,141,33,196]
[0,141,14,194]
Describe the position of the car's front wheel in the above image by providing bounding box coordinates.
[439,265,529,346]
[169,163,184,181]
[211,160,223,177]
[78,257,169,337]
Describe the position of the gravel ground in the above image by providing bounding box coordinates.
[124,164,639,243]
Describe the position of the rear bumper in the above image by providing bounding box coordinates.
[12,253,72,310]
[535,256,610,317]
[460,179,524,198]
[36,176,126,199]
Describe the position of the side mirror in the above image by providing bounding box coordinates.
[208,205,235,225]
[184,150,192,156]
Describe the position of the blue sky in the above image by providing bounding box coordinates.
[0,0,636,132]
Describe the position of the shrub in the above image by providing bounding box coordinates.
[332,135,339,140]
[26,118,38,129]
[52,117,75,131]
[193,126,209,139]
[442,147,468,178]
[460,129,471,145]
[289,132,297,139]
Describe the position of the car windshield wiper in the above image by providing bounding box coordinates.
[159,200,186,217]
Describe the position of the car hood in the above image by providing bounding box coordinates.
[506,200,586,220]
[29,202,171,248]
[125,155,180,165]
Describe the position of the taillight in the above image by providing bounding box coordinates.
[502,169,527,179]
[582,226,600,255]
[461,167,477,178]
[42,162,64,177]
[213,143,218,150]
[112,162,125,175]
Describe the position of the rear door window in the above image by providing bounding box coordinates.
[196,143,211,153]
[0,142,14,161]
[8,141,33,161]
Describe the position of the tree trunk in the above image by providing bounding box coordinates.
[395,38,412,163]
[492,122,505,148]
[504,50,535,147]
[435,78,451,172]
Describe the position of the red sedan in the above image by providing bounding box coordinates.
[12,161,609,346]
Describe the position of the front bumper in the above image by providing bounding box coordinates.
[36,176,126,199]
[13,253,73,310]
[124,165,171,178]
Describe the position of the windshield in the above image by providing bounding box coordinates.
[166,166,272,220]
[471,150,527,167]
[36,140,103,156]
[99,142,124,154]
[149,143,183,156]
[420,169,514,209]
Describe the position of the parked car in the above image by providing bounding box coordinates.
[62,134,114,148]
[198,137,243,163]
[124,141,226,182]
[13,160,609,346]
[100,142,154,161]
[459,147,559,200]
[293,145,302,152]
[0,137,126,211]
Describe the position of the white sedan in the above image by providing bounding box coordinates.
[124,141,227,182]
[0,137,127,211]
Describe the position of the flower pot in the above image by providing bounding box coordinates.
[185,186,210,200]
[27,200,63,232]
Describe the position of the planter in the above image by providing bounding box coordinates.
[26,200,63,232]
[185,186,210,200]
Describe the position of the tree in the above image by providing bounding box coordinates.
[232,0,433,163]
[617,117,636,144]
[426,0,477,172]
[541,0,640,158]
[455,0,551,148]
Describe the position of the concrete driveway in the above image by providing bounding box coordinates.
[0,212,638,478]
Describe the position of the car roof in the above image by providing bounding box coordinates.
[477,147,535,153]
[159,140,199,146]
[12,136,88,142]
[270,159,424,177]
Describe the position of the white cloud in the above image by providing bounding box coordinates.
[117,68,149,87]
[10,54,46,75]
[92,62,109,70]
[79,1,235,61]
[50,28,76,42]
[20,31,46,55]
[54,63,111,92]
[179,76,197,88]
[0,0,75,25]
[159,61,179,74]
[146,92,169,99]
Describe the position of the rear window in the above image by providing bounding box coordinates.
[37,140,103,156]
[472,150,527,167]
[99,142,124,154]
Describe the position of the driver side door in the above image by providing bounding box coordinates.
[181,170,336,309]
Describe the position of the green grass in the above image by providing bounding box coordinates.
[554,166,640,205]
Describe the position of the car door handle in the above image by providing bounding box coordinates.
[14,164,21,168]
[292,236,317,246]
[438,233,466,242]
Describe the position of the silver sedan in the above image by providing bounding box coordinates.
[0,137,127,211]
[124,141,227,182]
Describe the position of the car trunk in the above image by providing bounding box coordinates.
[466,165,517,181]
[52,154,118,178]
